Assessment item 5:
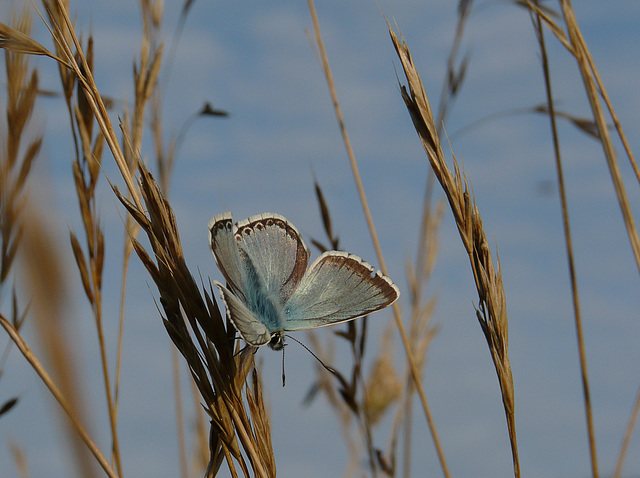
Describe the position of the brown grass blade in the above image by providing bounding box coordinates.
[69,230,93,302]
[9,441,29,478]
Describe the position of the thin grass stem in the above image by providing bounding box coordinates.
[527,6,594,477]
[613,383,640,478]
[307,2,450,477]
[532,6,595,477]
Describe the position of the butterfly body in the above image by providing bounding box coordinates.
[209,212,399,350]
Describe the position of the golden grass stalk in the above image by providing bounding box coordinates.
[527,4,597,477]
[304,329,360,473]
[0,312,116,478]
[527,1,640,475]
[397,198,443,477]
[557,5,640,476]
[119,4,203,472]
[613,383,640,478]
[37,2,124,471]
[123,3,212,472]
[306,3,451,477]
[393,11,466,471]
[0,9,112,476]
[302,176,422,475]
[63,32,122,474]
[0,21,67,65]
[307,178,438,476]
[308,183,440,476]
[388,24,520,478]
[35,0,143,210]
[17,202,103,478]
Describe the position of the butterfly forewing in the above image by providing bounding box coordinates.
[209,213,247,299]
[284,251,399,331]
[234,214,310,304]
[210,212,310,304]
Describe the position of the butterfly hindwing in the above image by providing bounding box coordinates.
[214,280,272,347]
[283,251,399,331]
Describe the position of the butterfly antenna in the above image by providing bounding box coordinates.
[285,334,337,376]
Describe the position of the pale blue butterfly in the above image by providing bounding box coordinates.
[209,212,399,350]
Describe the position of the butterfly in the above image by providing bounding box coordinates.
[209,212,399,351]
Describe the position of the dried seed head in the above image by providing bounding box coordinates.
[364,353,401,425]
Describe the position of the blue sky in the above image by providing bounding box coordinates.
[2,1,640,477]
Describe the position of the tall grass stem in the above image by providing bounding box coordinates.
[307,2,451,477]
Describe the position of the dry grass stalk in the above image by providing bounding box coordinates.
[449,103,607,143]
[396,4,469,470]
[306,3,450,476]
[307,179,397,476]
[435,0,472,129]
[191,373,211,472]
[307,179,381,475]
[526,4,597,478]
[389,24,520,478]
[114,1,168,473]
[527,1,640,476]
[122,3,212,473]
[12,183,102,478]
[1,311,115,478]
[35,0,143,210]
[613,384,640,478]
[526,1,640,271]
[363,333,402,427]
[305,333,360,475]
[117,5,199,472]
[555,6,640,476]
[114,163,275,477]
[0,20,67,65]
[61,31,122,475]
[308,179,438,477]
[0,9,113,477]
[1,9,40,301]
[307,326,397,475]
[37,2,126,472]
[395,197,443,477]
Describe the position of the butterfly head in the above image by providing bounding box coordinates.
[268,331,286,351]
